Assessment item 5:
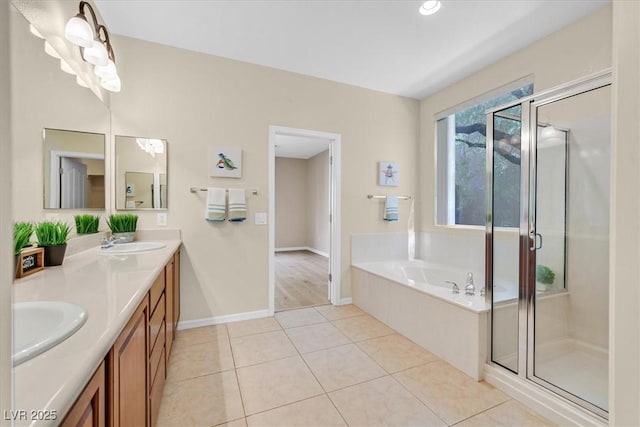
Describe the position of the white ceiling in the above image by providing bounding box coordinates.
[274,135,330,159]
[94,0,609,100]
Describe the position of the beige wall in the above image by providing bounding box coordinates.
[610,1,640,424]
[275,157,308,248]
[275,151,330,253]
[110,35,419,319]
[308,150,330,254]
[10,6,111,227]
[1,1,13,419]
[418,6,612,233]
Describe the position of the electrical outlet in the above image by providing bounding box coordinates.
[157,212,167,226]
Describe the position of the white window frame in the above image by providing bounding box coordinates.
[435,75,534,228]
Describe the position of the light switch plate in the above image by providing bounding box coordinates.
[254,212,267,225]
[157,213,167,226]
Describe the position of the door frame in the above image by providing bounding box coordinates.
[268,125,342,315]
[49,150,105,208]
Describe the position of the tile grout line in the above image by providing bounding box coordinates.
[448,398,514,426]
[226,324,250,422]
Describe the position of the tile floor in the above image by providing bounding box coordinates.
[157,305,555,426]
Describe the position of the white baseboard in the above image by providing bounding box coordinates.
[337,297,352,306]
[484,364,607,427]
[275,246,307,252]
[177,309,270,330]
[275,246,329,257]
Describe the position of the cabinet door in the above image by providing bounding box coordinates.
[165,259,174,358]
[108,297,148,427]
[173,250,180,331]
[61,361,106,427]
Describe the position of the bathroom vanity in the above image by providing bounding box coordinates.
[13,236,181,427]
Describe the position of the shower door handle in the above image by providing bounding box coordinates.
[529,232,543,251]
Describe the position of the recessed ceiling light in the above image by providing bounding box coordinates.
[419,0,441,16]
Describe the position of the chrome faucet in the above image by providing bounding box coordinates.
[445,281,459,294]
[100,236,127,249]
[465,272,475,296]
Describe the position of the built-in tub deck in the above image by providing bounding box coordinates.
[352,259,489,380]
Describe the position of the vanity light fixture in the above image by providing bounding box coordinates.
[64,1,121,92]
[419,0,441,15]
[136,138,165,157]
[60,59,76,75]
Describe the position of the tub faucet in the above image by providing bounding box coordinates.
[465,272,475,296]
[445,281,459,294]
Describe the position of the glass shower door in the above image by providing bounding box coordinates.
[487,103,525,374]
[529,84,611,417]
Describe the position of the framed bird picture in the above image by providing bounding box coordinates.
[209,147,242,178]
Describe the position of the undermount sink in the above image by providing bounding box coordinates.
[13,301,88,366]
[99,241,166,254]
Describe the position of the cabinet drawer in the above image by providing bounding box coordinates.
[149,347,166,427]
[149,273,165,313]
[150,320,165,387]
[149,293,165,351]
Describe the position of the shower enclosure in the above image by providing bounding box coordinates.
[486,71,611,419]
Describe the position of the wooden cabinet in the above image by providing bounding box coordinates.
[107,297,149,427]
[148,272,166,426]
[165,250,181,359]
[66,248,181,427]
[61,361,106,427]
[165,257,174,358]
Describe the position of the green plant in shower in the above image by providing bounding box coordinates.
[74,214,100,234]
[536,264,555,285]
[107,214,138,233]
[35,221,71,246]
[14,222,34,255]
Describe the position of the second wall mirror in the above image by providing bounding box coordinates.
[115,136,168,210]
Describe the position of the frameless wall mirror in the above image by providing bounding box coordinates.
[115,136,168,210]
[43,128,106,209]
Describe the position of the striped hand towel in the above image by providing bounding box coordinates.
[206,188,226,222]
[228,188,247,222]
[384,195,399,221]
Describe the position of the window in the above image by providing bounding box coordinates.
[436,82,533,227]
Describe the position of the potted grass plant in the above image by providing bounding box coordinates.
[14,222,34,273]
[74,214,100,235]
[35,221,71,266]
[536,264,556,291]
[107,214,138,243]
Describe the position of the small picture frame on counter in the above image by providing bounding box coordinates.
[16,247,45,279]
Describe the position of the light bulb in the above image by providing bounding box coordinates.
[65,15,94,47]
[60,59,75,75]
[82,40,108,66]
[94,59,117,79]
[44,41,61,59]
[419,0,441,15]
[100,75,121,92]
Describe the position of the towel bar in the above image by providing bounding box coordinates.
[367,194,412,200]
[190,187,258,195]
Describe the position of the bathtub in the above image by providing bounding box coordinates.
[353,260,490,313]
[352,259,489,380]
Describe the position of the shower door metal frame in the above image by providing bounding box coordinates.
[485,69,612,419]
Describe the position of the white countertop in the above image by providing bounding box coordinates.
[12,238,181,427]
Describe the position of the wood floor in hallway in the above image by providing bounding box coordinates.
[275,250,329,311]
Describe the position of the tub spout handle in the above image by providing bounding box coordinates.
[445,281,459,294]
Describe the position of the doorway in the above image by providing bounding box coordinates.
[268,126,341,315]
